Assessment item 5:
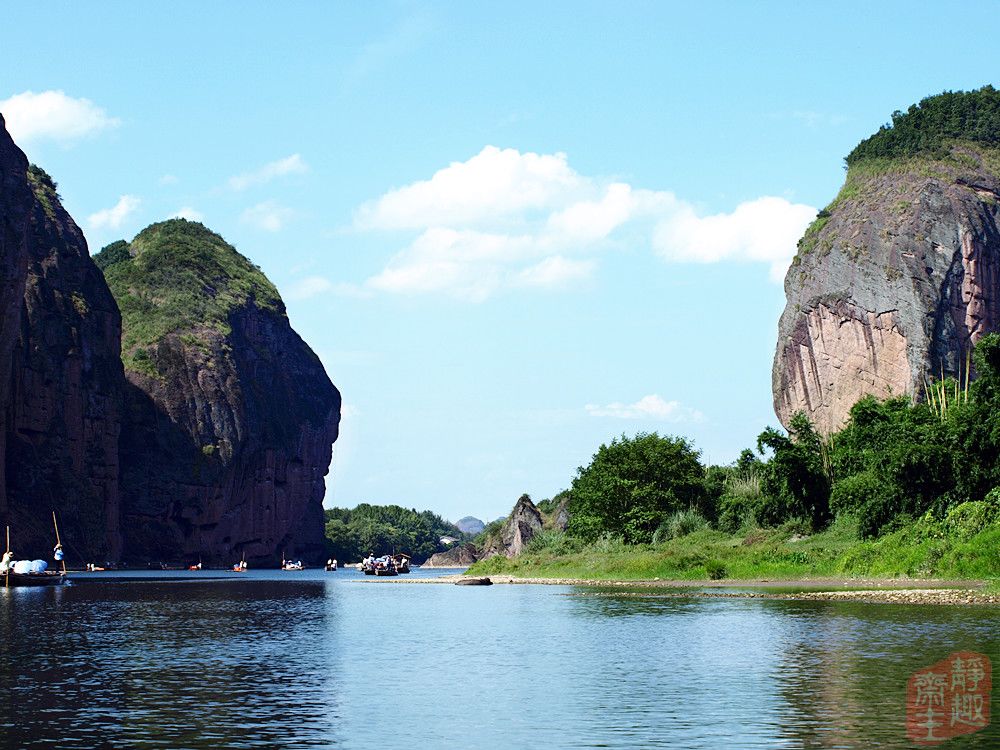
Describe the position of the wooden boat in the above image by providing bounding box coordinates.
[2,517,69,588]
[3,570,66,587]
[392,554,411,574]
[325,559,337,571]
[455,577,493,586]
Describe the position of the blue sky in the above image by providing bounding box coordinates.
[2,1,997,524]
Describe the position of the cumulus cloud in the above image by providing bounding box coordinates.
[585,395,703,422]
[0,90,119,145]
[653,196,817,282]
[169,207,204,222]
[87,195,140,231]
[229,154,308,191]
[241,201,295,232]
[354,146,815,300]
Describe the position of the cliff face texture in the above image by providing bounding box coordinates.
[0,115,33,521]
[773,143,1000,434]
[481,494,542,559]
[97,220,341,565]
[0,118,125,560]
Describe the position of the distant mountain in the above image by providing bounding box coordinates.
[456,516,485,535]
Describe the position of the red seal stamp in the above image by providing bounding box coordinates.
[907,651,991,745]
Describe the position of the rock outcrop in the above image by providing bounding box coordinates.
[423,544,479,568]
[1,117,125,560]
[96,220,340,565]
[481,494,542,559]
[774,93,1000,434]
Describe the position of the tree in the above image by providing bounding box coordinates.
[567,433,706,544]
[756,412,830,530]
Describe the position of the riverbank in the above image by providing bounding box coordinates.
[464,516,1000,583]
[364,574,1000,604]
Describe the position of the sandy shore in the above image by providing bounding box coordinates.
[359,574,999,605]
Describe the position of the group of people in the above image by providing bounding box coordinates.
[1,544,61,574]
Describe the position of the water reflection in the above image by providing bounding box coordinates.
[1,576,997,748]
[0,579,338,749]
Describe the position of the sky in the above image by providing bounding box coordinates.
[2,1,997,524]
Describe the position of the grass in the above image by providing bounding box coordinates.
[94,219,282,373]
[466,515,1000,582]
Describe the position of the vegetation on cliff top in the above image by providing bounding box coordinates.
[94,219,282,374]
[26,164,61,220]
[847,86,1000,165]
[793,87,1000,261]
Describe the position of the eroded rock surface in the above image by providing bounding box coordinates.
[481,494,543,559]
[98,220,340,565]
[1,117,125,560]
[774,144,1000,433]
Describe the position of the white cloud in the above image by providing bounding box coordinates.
[228,154,308,191]
[286,276,333,300]
[355,145,584,230]
[652,196,816,282]
[515,256,596,288]
[585,395,703,422]
[159,174,179,185]
[241,201,295,232]
[355,146,816,300]
[87,195,140,231]
[0,90,119,145]
[169,207,204,222]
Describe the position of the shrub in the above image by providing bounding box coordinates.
[653,509,709,543]
[705,559,727,580]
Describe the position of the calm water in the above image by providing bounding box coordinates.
[1,569,997,749]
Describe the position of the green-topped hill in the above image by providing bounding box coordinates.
[94,219,281,374]
[846,85,1000,165]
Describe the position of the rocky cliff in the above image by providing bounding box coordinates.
[480,494,543,559]
[95,220,341,565]
[774,89,1000,434]
[0,114,33,525]
[1,117,125,560]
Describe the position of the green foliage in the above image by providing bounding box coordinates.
[93,220,282,373]
[93,240,130,271]
[567,432,707,544]
[653,508,709,543]
[756,412,830,530]
[323,503,463,563]
[847,86,1000,164]
[705,559,726,580]
[26,164,59,219]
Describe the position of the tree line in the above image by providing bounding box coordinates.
[324,503,466,563]
[566,334,1000,544]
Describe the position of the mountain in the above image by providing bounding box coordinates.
[455,516,485,535]
[773,87,1000,433]
[95,220,341,565]
[1,115,125,561]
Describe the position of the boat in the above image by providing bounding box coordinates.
[325,558,338,571]
[3,569,67,587]
[231,559,248,573]
[374,555,397,576]
[2,517,69,588]
[392,553,411,574]
[282,560,304,571]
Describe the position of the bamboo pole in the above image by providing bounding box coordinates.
[52,511,67,575]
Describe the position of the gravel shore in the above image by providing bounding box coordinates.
[363,574,999,604]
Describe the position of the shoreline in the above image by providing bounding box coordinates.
[360,574,1000,605]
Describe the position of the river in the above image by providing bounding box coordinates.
[1,568,996,748]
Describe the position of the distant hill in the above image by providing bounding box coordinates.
[456,516,485,535]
